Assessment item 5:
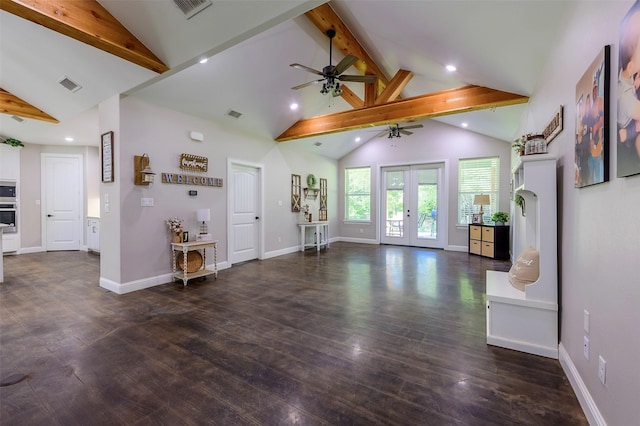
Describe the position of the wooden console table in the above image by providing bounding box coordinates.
[171,240,218,286]
[298,222,329,251]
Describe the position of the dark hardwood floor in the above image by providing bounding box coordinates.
[0,243,587,425]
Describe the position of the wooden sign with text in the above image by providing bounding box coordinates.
[162,173,223,187]
[179,154,208,172]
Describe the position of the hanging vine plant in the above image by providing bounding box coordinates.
[2,137,24,147]
[515,194,525,217]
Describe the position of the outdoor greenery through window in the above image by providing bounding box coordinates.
[458,157,499,225]
[345,167,371,221]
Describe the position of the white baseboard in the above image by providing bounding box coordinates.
[17,246,44,254]
[100,261,230,294]
[263,245,300,259]
[446,245,468,252]
[559,343,606,426]
[335,237,379,244]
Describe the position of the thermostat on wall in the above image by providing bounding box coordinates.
[190,131,204,142]
[189,190,198,196]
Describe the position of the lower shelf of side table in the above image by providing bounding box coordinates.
[173,268,216,285]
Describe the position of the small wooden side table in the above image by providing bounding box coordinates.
[171,240,218,286]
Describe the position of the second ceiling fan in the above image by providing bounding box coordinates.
[375,123,424,138]
[290,29,377,96]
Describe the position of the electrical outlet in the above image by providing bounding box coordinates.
[583,336,590,360]
[598,356,606,385]
[140,197,154,207]
[584,310,590,333]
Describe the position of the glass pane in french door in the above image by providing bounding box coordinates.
[416,169,438,240]
[385,170,404,237]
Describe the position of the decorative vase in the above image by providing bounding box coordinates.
[308,213,312,222]
[173,232,182,243]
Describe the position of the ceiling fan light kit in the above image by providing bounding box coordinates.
[291,29,377,96]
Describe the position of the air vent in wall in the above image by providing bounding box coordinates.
[58,76,82,93]
[173,0,212,19]
[11,115,24,122]
[226,109,242,119]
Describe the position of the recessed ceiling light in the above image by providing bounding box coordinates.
[461,122,468,128]
[65,137,74,142]
[446,64,457,72]
[355,137,361,142]
[290,103,298,110]
[199,57,208,64]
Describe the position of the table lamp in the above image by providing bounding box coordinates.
[197,208,210,234]
[473,194,490,224]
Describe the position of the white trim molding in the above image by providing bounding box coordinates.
[559,343,606,426]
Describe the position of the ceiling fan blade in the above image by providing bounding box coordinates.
[291,79,324,90]
[338,74,378,83]
[334,54,359,75]
[400,130,413,136]
[290,63,324,76]
[401,124,424,130]
[375,130,388,138]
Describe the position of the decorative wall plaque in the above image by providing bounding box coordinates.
[162,173,222,187]
[179,154,208,173]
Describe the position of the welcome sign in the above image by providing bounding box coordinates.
[162,173,223,187]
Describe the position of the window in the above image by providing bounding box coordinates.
[345,167,371,221]
[458,157,499,225]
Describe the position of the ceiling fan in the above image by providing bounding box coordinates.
[290,29,377,96]
[375,123,424,138]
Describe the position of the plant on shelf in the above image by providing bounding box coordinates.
[512,135,526,155]
[2,137,24,147]
[492,211,509,224]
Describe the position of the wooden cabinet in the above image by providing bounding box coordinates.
[469,224,509,260]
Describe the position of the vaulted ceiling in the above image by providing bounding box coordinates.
[0,0,573,159]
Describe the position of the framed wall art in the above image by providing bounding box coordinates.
[618,1,640,177]
[575,45,609,188]
[101,131,114,183]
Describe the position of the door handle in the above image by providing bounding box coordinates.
[255,216,260,220]
[47,214,54,217]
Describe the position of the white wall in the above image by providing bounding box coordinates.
[339,120,512,248]
[103,96,337,286]
[522,1,639,424]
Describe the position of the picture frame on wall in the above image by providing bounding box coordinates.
[574,45,610,188]
[101,131,114,183]
[618,1,640,177]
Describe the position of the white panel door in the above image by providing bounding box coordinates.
[44,155,82,251]
[230,164,260,264]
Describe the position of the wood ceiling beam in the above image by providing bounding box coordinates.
[0,0,168,74]
[276,85,528,142]
[339,86,364,109]
[0,88,59,123]
[304,3,389,94]
[375,70,413,105]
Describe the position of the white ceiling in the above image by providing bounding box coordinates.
[0,0,574,159]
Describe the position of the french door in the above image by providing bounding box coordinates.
[380,163,445,248]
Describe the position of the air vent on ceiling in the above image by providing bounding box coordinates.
[58,76,82,93]
[11,115,24,123]
[173,0,212,19]
[226,109,242,119]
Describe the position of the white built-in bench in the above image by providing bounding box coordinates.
[486,154,558,359]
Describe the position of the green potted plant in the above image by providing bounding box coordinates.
[491,211,509,225]
[515,194,526,216]
[2,137,24,147]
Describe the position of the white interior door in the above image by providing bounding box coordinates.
[229,162,261,264]
[43,154,82,251]
[381,163,445,248]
